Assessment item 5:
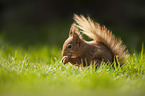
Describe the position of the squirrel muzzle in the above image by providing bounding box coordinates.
[62,51,72,58]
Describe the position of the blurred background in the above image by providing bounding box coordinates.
[0,0,145,52]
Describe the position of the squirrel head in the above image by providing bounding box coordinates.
[62,23,82,57]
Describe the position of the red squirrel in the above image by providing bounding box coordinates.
[61,14,128,66]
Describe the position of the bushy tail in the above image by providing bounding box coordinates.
[74,14,128,64]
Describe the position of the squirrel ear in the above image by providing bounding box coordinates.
[73,32,81,46]
[72,31,80,39]
[69,23,79,37]
[69,23,81,45]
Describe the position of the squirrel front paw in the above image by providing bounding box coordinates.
[61,56,69,64]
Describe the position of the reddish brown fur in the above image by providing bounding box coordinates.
[61,15,128,66]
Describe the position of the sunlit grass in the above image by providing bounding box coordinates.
[0,43,145,96]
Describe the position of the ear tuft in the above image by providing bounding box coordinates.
[69,23,82,46]
[69,23,79,37]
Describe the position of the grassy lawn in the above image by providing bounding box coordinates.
[0,22,145,96]
[0,42,145,96]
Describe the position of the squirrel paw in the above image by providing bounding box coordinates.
[61,56,69,64]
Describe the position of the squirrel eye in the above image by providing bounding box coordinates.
[68,44,72,49]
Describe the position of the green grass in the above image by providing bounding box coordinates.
[0,43,145,96]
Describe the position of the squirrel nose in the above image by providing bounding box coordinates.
[62,53,65,56]
[62,51,70,56]
[62,51,66,56]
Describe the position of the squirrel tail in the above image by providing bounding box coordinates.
[74,14,128,65]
